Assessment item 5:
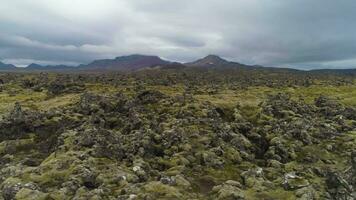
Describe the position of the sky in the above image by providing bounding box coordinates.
[0,0,356,69]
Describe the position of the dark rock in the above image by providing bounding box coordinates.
[326,171,354,200]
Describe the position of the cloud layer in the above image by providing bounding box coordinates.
[1,0,356,69]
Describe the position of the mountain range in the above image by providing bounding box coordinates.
[0,54,355,74]
[0,61,17,70]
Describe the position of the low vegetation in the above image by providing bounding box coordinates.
[0,69,355,199]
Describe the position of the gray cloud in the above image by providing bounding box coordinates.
[0,0,356,69]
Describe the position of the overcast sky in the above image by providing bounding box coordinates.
[1,0,356,69]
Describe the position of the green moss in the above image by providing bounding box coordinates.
[0,138,36,155]
[0,88,46,113]
[194,85,356,111]
[205,164,242,182]
[22,151,78,187]
[223,147,242,164]
[290,85,356,106]
[142,181,183,198]
[245,188,295,200]
[15,188,49,200]
[239,104,261,124]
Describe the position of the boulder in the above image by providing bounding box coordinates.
[212,180,245,200]
[15,188,48,200]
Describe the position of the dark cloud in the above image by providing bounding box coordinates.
[0,0,355,69]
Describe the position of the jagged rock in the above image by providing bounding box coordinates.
[343,108,356,120]
[77,168,100,189]
[351,151,356,186]
[21,158,41,167]
[283,172,310,190]
[132,166,148,182]
[265,137,296,163]
[78,129,97,148]
[295,186,316,200]
[241,167,266,188]
[77,127,124,160]
[8,102,24,123]
[2,182,22,200]
[77,93,111,115]
[160,176,176,185]
[326,171,354,200]
[61,179,82,196]
[1,179,39,200]
[315,95,341,108]
[136,90,166,104]
[47,82,66,95]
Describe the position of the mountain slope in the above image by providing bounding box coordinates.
[0,62,17,70]
[185,55,231,67]
[185,55,257,71]
[26,63,76,71]
[26,63,43,70]
[1,55,356,73]
[79,54,170,71]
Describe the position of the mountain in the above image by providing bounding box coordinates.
[1,55,356,73]
[0,61,17,70]
[26,63,44,70]
[79,54,170,71]
[185,55,231,67]
[26,63,76,71]
[185,55,307,73]
[184,55,257,70]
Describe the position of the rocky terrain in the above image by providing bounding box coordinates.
[0,69,355,199]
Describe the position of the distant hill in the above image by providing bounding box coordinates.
[185,55,232,67]
[79,54,170,71]
[145,62,187,70]
[0,62,17,71]
[26,63,76,71]
[1,55,356,74]
[185,55,261,70]
[26,63,43,70]
[309,68,356,75]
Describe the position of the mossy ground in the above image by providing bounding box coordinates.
[0,72,355,199]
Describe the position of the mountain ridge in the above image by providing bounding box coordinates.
[26,63,76,71]
[78,54,171,71]
[0,55,356,73]
[185,55,233,67]
[0,61,17,70]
